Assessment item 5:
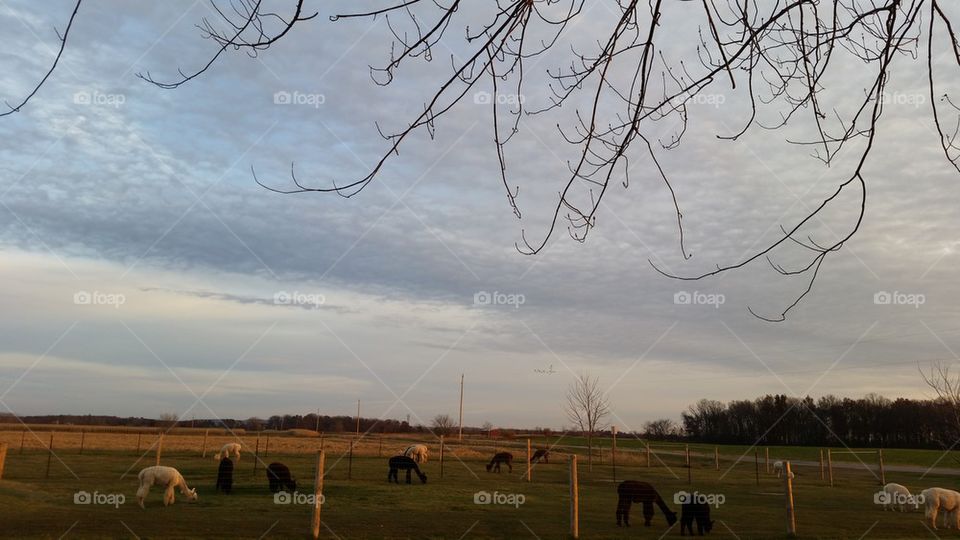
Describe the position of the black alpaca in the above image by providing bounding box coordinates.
[215,457,234,494]
[486,452,513,473]
[615,480,678,527]
[532,449,550,464]
[266,462,297,493]
[388,455,428,484]
[680,502,714,536]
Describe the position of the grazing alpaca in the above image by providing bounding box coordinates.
[922,487,960,529]
[532,449,550,464]
[266,462,298,493]
[486,452,513,473]
[403,444,429,464]
[388,455,427,484]
[615,480,678,528]
[136,466,198,509]
[772,460,795,479]
[215,457,234,495]
[881,483,916,512]
[214,442,242,462]
[680,501,714,536]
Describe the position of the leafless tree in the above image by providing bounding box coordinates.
[643,418,679,440]
[431,413,456,436]
[566,372,610,471]
[920,360,960,446]
[158,412,179,429]
[4,1,958,320]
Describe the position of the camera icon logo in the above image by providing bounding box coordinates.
[274,491,292,504]
[474,291,492,305]
[274,291,292,305]
[673,490,691,505]
[473,91,492,105]
[873,490,891,505]
[74,490,92,504]
[74,291,92,305]
[474,490,492,504]
[674,291,692,305]
[274,91,292,105]
[73,92,91,105]
[874,291,892,305]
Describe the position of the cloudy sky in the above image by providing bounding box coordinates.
[0,0,958,432]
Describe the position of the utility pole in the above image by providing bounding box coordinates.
[458,374,465,441]
[315,408,320,432]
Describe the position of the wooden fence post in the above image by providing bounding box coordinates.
[784,461,797,537]
[253,435,261,474]
[378,434,383,458]
[819,449,825,481]
[311,450,325,539]
[348,438,354,480]
[612,427,617,483]
[136,432,142,453]
[0,443,7,480]
[646,443,651,467]
[439,436,445,479]
[45,433,54,479]
[765,447,770,474]
[155,433,163,466]
[754,449,760,486]
[79,431,85,455]
[526,438,532,482]
[878,449,886,485]
[827,449,834,487]
[686,444,692,484]
[715,447,720,471]
[19,431,26,454]
[569,454,579,539]
[264,434,270,458]
[201,429,208,458]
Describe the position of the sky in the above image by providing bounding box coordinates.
[0,0,958,432]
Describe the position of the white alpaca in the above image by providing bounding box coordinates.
[772,460,795,479]
[881,483,916,512]
[214,442,242,462]
[403,444,429,464]
[922,487,960,529]
[136,466,198,509]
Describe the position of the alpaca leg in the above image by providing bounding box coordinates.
[405,469,412,484]
[642,501,654,526]
[507,462,512,473]
[137,484,149,509]
[616,499,630,527]
[929,506,939,529]
[164,485,175,506]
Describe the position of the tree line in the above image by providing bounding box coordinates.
[667,393,956,449]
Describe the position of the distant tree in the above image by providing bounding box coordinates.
[565,372,610,471]
[643,418,679,440]
[431,414,456,436]
[481,421,494,437]
[158,412,179,428]
[920,361,960,446]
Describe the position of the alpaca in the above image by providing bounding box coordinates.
[881,483,915,512]
[136,466,198,509]
[615,480,678,527]
[388,455,428,484]
[486,452,513,473]
[772,460,795,479]
[532,449,550,464]
[680,501,714,536]
[214,442,242,462]
[403,444,429,464]
[266,462,298,493]
[215,457,233,494]
[922,487,960,529]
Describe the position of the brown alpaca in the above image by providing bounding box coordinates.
[615,480,678,528]
[486,452,513,473]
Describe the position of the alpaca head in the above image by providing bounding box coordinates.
[418,472,428,484]
[485,463,492,472]
[704,520,714,534]
[665,511,677,526]
[187,488,199,501]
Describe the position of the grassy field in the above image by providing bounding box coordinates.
[0,430,952,538]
